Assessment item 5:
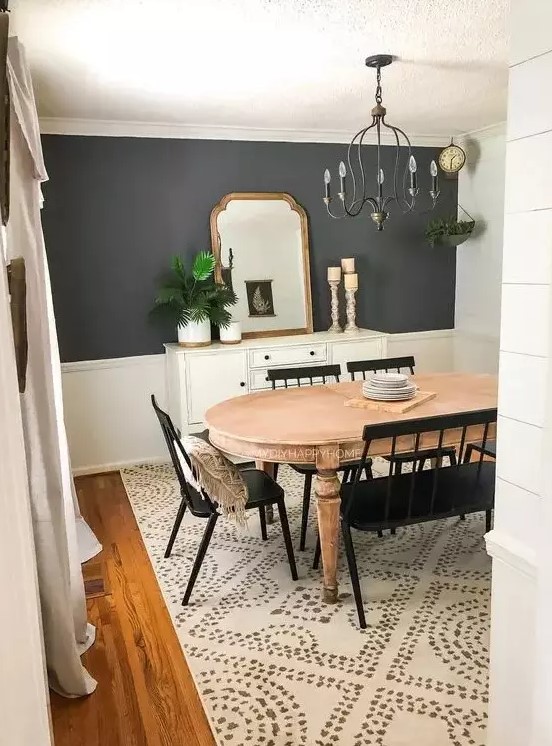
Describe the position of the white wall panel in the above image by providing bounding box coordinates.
[498,351,548,427]
[456,126,505,374]
[500,284,549,357]
[502,210,552,285]
[62,355,167,474]
[487,556,536,746]
[496,415,543,498]
[505,131,552,214]
[493,478,541,549]
[508,51,552,141]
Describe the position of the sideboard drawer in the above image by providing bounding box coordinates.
[249,342,327,369]
[249,368,272,390]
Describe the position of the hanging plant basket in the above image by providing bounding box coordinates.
[440,225,475,247]
[425,206,475,248]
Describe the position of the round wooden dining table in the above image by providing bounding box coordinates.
[205,372,498,603]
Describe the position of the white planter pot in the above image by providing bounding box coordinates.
[219,321,242,345]
[177,319,211,347]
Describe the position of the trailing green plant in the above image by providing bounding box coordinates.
[425,216,475,248]
[151,251,237,328]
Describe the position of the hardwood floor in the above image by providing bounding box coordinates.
[50,471,215,746]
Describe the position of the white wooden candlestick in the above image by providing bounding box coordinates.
[328,279,343,333]
[344,288,359,333]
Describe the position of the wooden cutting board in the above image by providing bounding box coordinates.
[344,390,437,414]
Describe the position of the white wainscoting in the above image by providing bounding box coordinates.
[61,354,167,475]
[386,329,454,372]
[453,331,500,374]
[61,329,457,474]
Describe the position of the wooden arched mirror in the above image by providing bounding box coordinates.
[210,192,313,339]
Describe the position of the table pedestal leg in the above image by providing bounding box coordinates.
[255,460,275,524]
[315,469,341,603]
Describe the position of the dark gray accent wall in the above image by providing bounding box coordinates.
[41,136,457,362]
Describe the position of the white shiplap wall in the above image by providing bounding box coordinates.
[486,3,552,744]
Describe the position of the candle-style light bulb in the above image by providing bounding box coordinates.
[430,160,438,195]
[377,167,384,200]
[408,154,418,192]
[324,168,331,200]
[338,161,346,199]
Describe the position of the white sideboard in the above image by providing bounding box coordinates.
[165,329,387,434]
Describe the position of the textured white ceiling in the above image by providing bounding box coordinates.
[10,0,508,137]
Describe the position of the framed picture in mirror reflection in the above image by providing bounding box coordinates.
[245,280,275,317]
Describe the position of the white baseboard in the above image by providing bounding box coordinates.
[71,455,168,477]
[61,328,480,475]
[485,528,537,579]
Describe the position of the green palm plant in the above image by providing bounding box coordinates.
[152,251,237,328]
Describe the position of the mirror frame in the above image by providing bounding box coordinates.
[210,192,313,339]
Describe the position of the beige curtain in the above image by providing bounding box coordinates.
[5,37,97,697]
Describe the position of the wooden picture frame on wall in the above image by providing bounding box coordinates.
[210,192,313,339]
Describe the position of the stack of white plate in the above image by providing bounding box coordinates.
[362,372,417,402]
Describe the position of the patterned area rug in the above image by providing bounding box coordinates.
[121,461,490,746]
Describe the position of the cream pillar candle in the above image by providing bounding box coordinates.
[344,271,359,333]
[327,266,343,333]
[344,272,358,290]
[327,266,341,282]
[341,257,355,273]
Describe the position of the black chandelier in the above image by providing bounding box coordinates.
[323,54,440,231]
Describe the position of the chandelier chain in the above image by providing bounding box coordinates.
[375,66,382,104]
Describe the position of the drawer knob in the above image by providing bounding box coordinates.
[240,381,246,387]
[265,376,269,382]
[264,354,270,360]
[310,350,315,356]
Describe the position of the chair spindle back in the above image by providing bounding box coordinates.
[347,355,416,381]
[267,364,341,389]
[151,395,216,516]
[343,408,497,524]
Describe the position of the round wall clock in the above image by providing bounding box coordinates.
[438,139,466,175]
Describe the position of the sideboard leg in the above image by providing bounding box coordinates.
[315,469,341,603]
[255,460,276,524]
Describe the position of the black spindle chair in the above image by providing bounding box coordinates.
[347,354,458,474]
[314,407,497,628]
[465,440,496,461]
[267,364,373,551]
[151,395,298,606]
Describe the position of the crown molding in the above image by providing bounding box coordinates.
[39,116,449,147]
[458,121,507,144]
